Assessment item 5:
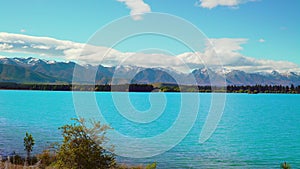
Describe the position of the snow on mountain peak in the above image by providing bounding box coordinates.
[46,60,56,64]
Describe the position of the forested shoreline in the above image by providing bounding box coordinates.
[1,82,300,94]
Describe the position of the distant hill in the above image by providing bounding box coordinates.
[1,57,300,86]
[131,68,177,84]
[0,63,60,83]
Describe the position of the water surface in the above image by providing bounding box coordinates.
[0,90,299,168]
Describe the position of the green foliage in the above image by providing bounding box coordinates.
[10,154,24,165]
[37,150,57,168]
[24,132,35,153]
[116,164,144,169]
[145,162,157,169]
[227,84,300,94]
[159,86,180,92]
[54,118,115,169]
[2,82,300,93]
[129,84,154,92]
[116,163,156,169]
[24,132,35,163]
[281,162,291,169]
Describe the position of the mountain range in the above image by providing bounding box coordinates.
[1,57,300,86]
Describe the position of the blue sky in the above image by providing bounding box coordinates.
[0,0,299,72]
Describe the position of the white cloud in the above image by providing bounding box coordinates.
[0,32,86,60]
[208,38,247,56]
[117,0,151,20]
[197,0,257,9]
[0,43,13,50]
[0,32,299,73]
[177,38,300,73]
[31,44,51,50]
[258,38,265,43]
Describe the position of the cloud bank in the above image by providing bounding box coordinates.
[117,0,151,20]
[197,0,257,9]
[0,32,299,73]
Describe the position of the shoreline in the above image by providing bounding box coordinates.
[1,88,300,95]
[0,82,299,94]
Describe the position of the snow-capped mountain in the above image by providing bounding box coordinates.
[1,57,300,85]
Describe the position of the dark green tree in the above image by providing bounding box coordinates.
[291,84,295,93]
[54,118,115,169]
[24,132,35,165]
[281,162,291,169]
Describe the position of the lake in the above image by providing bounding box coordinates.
[0,90,299,168]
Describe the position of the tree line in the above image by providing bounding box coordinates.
[0,83,154,92]
[1,82,300,93]
[226,84,300,94]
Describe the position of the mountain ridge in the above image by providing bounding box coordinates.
[1,57,300,86]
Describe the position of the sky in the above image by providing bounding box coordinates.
[0,0,299,73]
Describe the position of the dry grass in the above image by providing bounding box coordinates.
[116,163,145,169]
[0,161,41,169]
[0,162,150,169]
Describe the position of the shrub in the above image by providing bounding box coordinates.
[36,150,57,168]
[53,118,115,169]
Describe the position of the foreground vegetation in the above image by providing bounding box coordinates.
[0,119,156,169]
[1,82,300,94]
[0,118,293,168]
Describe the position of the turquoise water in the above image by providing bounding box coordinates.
[0,90,299,168]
